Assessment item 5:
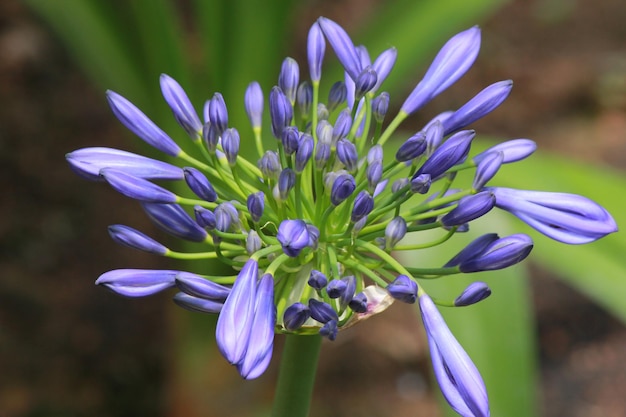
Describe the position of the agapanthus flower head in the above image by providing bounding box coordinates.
[69,16,615,413]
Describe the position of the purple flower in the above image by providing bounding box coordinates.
[328,81,347,111]
[175,271,231,301]
[247,191,265,223]
[330,173,356,206]
[326,279,347,298]
[160,74,202,137]
[96,269,178,297]
[173,293,224,314]
[307,22,325,82]
[386,275,418,303]
[141,202,207,242]
[244,82,264,129]
[385,216,407,249]
[296,81,313,115]
[317,17,361,81]
[269,86,293,139]
[336,139,358,172]
[222,128,240,166]
[472,152,503,190]
[281,126,300,156]
[194,206,216,229]
[184,167,217,202]
[414,130,475,180]
[295,133,314,173]
[441,191,496,227]
[372,92,390,123]
[419,294,490,417]
[348,292,368,313]
[351,191,374,223]
[309,299,338,323]
[108,225,167,255]
[354,66,378,100]
[489,187,618,244]
[278,57,300,104]
[444,234,499,268]
[473,139,536,164]
[396,132,427,162]
[458,233,533,273]
[454,282,491,307]
[100,168,177,203]
[277,219,310,257]
[283,302,310,331]
[371,48,397,92]
[208,93,228,135]
[308,270,328,290]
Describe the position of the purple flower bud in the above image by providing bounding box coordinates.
[278,168,296,200]
[443,80,513,135]
[454,282,491,307]
[414,130,475,180]
[351,191,374,223]
[222,128,240,166]
[336,139,358,172]
[277,219,310,257]
[372,92,390,123]
[142,203,207,242]
[308,270,328,290]
[296,81,313,116]
[411,173,432,194]
[175,271,230,301]
[354,66,378,100]
[238,273,276,379]
[66,147,184,181]
[307,22,325,82]
[194,206,216,229]
[96,269,178,297]
[385,216,407,249]
[425,119,444,155]
[283,302,311,331]
[279,57,300,104]
[348,292,368,313]
[386,275,418,303]
[108,225,167,255]
[106,91,181,157]
[353,215,368,234]
[202,122,219,152]
[173,293,224,314]
[374,179,389,198]
[216,259,258,365]
[295,133,314,173]
[489,187,618,244]
[184,167,217,202]
[215,202,239,232]
[314,140,331,170]
[309,299,339,323]
[307,224,320,249]
[459,233,533,273]
[331,173,356,206]
[208,93,228,135]
[419,293,490,417]
[244,81,264,129]
[366,160,383,192]
[258,151,281,179]
[396,132,427,162]
[317,17,361,81]
[401,27,481,115]
[372,48,397,91]
[473,139,537,164]
[246,191,265,223]
[281,126,300,155]
[316,119,333,144]
[319,319,338,341]
[332,109,352,142]
[326,279,347,298]
[246,230,262,255]
[444,233,499,268]
[340,275,357,308]
[441,191,496,227]
[159,74,202,137]
[473,151,503,190]
[269,86,293,138]
[392,178,409,193]
[100,168,177,203]
[328,81,348,111]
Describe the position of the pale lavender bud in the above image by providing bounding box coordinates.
[222,128,240,166]
[184,167,217,202]
[194,206,216,229]
[281,126,300,155]
[142,203,208,242]
[244,81,264,129]
[66,147,184,181]
[336,139,358,172]
[279,57,300,104]
[396,132,427,162]
[385,216,407,249]
[96,269,178,297]
[108,225,167,255]
[106,91,181,156]
[444,233,499,268]
[332,109,352,142]
[215,202,238,233]
[392,178,409,193]
[348,292,368,313]
[246,230,262,255]
[441,191,496,227]
[202,122,219,152]
[295,133,314,173]
[367,160,383,193]
[296,81,313,116]
[367,144,384,164]
[472,151,503,190]
[309,299,338,323]
[351,191,374,223]
[354,66,378,100]
[258,151,281,179]
[410,173,432,194]
[277,219,310,257]
[374,179,389,198]
[319,320,338,341]
[160,74,202,137]
[175,271,230,301]
[454,282,491,307]
[278,168,296,200]
[308,270,328,290]
[489,187,618,244]
[414,130,475,180]
[307,22,325,82]
[328,81,347,111]
[459,233,533,273]
[401,27,481,115]
[372,48,397,91]
[173,293,223,314]
[386,275,418,303]
[326,279,347,298]
[208,93,228,135]
[372,92,390,123]
[101,168,177,203]
[283,302,310,331]
[473,139,537,164]
[317,17,361,81]
[331,173,356,205]
[269,86,293,138]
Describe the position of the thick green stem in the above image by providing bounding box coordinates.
[271,334,322,417]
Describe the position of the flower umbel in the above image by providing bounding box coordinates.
[67,16,616,416]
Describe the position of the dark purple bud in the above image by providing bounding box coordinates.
[372,92,390,123]
[96,269,178,297]
[411,173,432,194]
[326,279,347,298]
[332,109,352,142]
[396,132,427,162]
[331,173,356,206]
[385,216,407,249]
[184,167,217,202]
[309,299,339,323]
[194,206,216,229]
[175,271,230,301]
[244,81,264,129]
[295,133,314,173]
[307,22,325,82]
[319,320,338,341]
[472,151,503,190]
[279,57,300,104]
[351,191,374,223]
[283,302,311,331]
[336,139,358,172]
[160,74,202,137]
[278,168,296,200]
[355,66,378,100]
[473,139,536,164]
[246,230,262,255]
[66,147,184,181]
[386,275,418,303]
[366,160,383,192]
[454,282,491,307]
[100,168,177,203]
[317,17,361,81]
[108,224,167,255]
[414,130,475,180]
[296,81,313,117]
[372,48,397,91]
[441,191,496,227]
[269,86,293,138]
[208,93,228,135]
[349,292,368,313]
[106,91,181,157]
[444,233,499,268]
[173,293,223,314]
[142,203,207,242]
[246,191,265,223]
[308,270,328,290]
[459,233,534,272]
[328,81,348,111]
[258,151,281,180]
[277,219,310,257]
[339,275,357,308]
[392,178,409,193]
[281,126,300,155]
[215,202,239,233]
[202,122,219,152]
[222,128,240,166]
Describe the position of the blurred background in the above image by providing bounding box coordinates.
[1,0,625,416]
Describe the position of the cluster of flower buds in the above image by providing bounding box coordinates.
[67,16,616,417]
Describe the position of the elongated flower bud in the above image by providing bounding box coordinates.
[336,139,358,172]
[339,275,356,308]
[454,282,491,307]
[296,81,313,116]
[385,216,407,249]
[396,132,427,162]
[277,219,310,257]
[244,81,264,129]
[332,109,352,142]
[141,202,207,242]
[348,292,368,313]
[96,269,178,297]
[283,302,310,331]
[175,271,230,301]
[101,168,177,203]
[355,66,378,100]
[318,17,361,81]
[194,206,216,229]
[173,293,224,313]
[414,130,475,180]
[386,275,418,303]
[281,126,300,155]
[473,151,503,190]
[372,92,390,123]
[184,167,217,202]
[331,173,356,205]
[366,160,383,192]
[307,22,325,82]
[441,191,495,227]
[473,139,536,164]
[108,225,167,255]
[278,57,300,104]
[309,299,339,323]
[277,168,296,200]
[444,233,499,268]
[372,48,397,92]
[246,191,265,223]
[222,128,240,166]
[351,191,374,223]
[246,230,262,255]
[160,74,202,138]
[295,133,314,173]
[459,233,533,273]
[208,93,228,135]
[328,81,347,111]
[258,151,281,179]
[269,86,293,138]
